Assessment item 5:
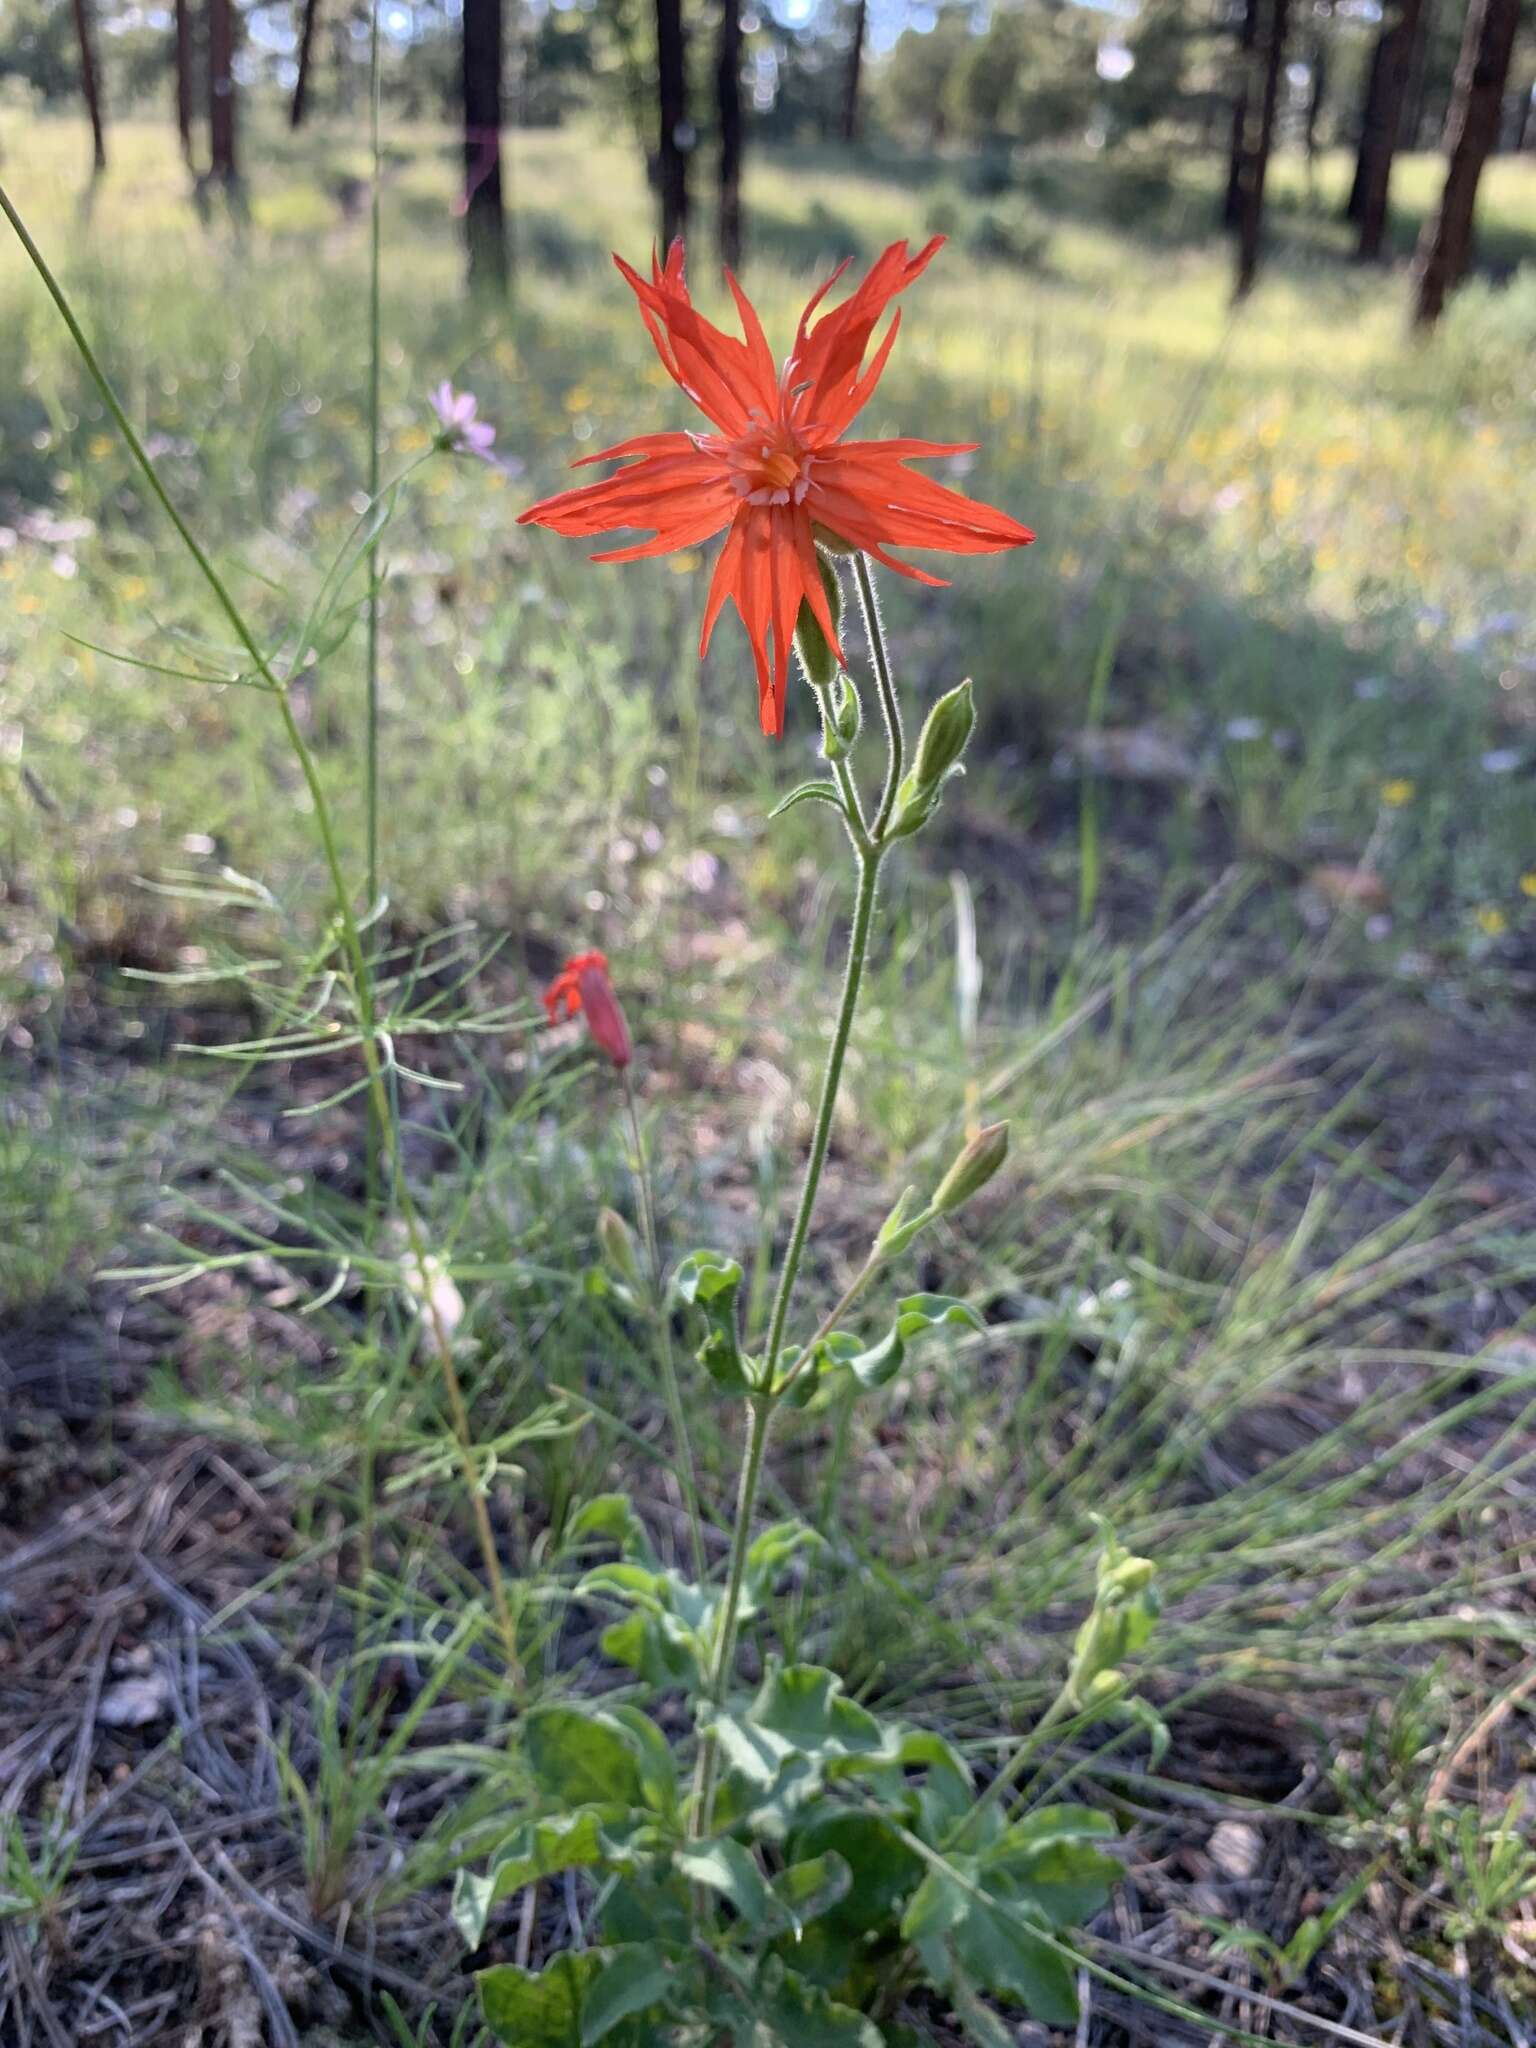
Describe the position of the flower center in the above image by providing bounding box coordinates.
[724,424,813,508]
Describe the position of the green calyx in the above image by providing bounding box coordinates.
[793,551,845,694]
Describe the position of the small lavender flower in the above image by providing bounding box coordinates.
[430,381,497,463]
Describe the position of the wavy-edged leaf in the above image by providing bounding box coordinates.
[580,1943,676,2045]
[674,1837,773,1929]
[814,1294,985,1393]
[478,1952,601,2047]
[710,1663,891,1798]
[454,1810,619,1947]
[671,1249,752,1392]
[524,1705,645,1809]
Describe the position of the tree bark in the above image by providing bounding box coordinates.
[1410,0,1522,326]
[291,0,323,127]
[72,0,107,173]
[173,0,195,163]
[462,0,509,294]
[1304,18,1330,165]
[842,0,868,142]
[207,0,237,184]
[1222,0,1261,229]
[1402,0,1436,145]
[1345,31,1386,218]
[1354,0,1426,260]
[656,0,690,248]
[1232,0,1290,298]
[716,0,743,269]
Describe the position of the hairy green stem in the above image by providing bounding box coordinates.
[623,1068,705,1579]
[853,551,905,839]
[691,556,898,1842]
[0,180,523,1687]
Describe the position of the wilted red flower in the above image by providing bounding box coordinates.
[517,238,1033,738]
[544,950,632,1069]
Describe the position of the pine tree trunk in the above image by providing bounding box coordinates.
[72,0,107,173]
[1304,24,1329,165]
[1354,0,1426,260]
[173,0,195,163]
[1402,0,1436,145]
[656,0,690,248]
[207,0,237,184]
[716,0,743,269]
[462,0,509,294]
[1233,0,1290,297]
[291,0,323,127]
[1409,0,1522,326]
[842,0,868,142]
[1345,31,1386,219]
[1222,0,1261,228]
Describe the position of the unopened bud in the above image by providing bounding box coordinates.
[1081,1668,1126,1707]
[913,679,975,791]
[1104,1555,1156,1598]
[597,1207,641,1285]
[794,553,845,693]
[931,1122,1009,1215]
[830,672,861,748]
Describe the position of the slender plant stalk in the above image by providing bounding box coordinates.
[356,0,388,1640]
[691,564,897,1840]
[0,180,523,1687]
[622,1068,705,1578]
[853,551,904,838]
[365,0,384,906]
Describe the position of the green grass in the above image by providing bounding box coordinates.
[2,104,1535,2042]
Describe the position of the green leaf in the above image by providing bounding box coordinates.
[524,1706,645,1809]
[674,1837,772,1929]
[600,1612,706,1690]
[990,1832,1119,1930]
[903,1862,1079,2027]
[986,1818,1119,1952]
[755,1957,886,2047]
[565,1493,655,1565]
[946,1963,1015,2048]
[769,1850,852,1937]
[600,1867,693,1948]
[603,1704,682,1824]
[580,1944,674,2045]
[479,1952,602,2047]
[817,1295,985,1393]
[768,779,848,820]
[579,1560,717,1694]
[787,1810,923,1935]
[744,1519,827,1608]
[671,1250,752,1392]
[453,1810,616,1947]
[711,1664,889,1795]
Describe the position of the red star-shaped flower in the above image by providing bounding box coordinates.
[518,237,1033,738]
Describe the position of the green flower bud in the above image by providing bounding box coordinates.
[913,679,975,791]
[1104,1554,1156,1598]
[931,1122,1009,1215]
[793,553,845,693]
[1081,1668,1127,1707]
[597,1207,641,1285]
[830,672,861,748]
